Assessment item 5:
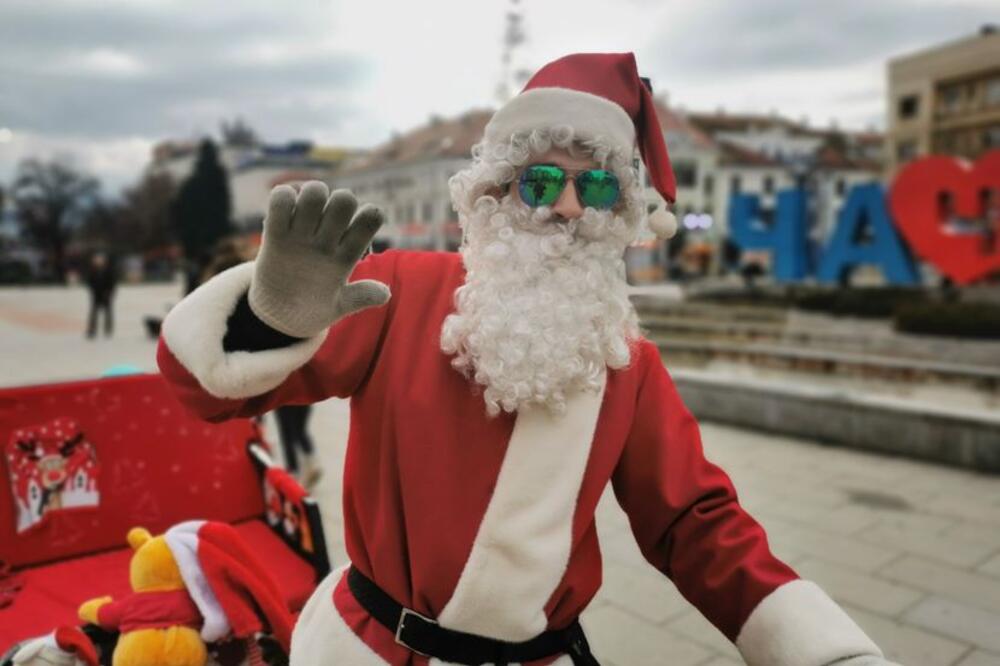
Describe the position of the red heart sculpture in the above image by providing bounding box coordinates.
[889,150,1000,284]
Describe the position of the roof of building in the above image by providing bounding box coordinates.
[652,100,716,150]
[686,110,809,136]
[338,109,494,174]
[715,140,782,167]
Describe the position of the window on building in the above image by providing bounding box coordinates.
[674,161,697,188]
[898,95,919,119]
[896,140,918,162]
[940,86,962,114]
[988,77,1000,107]
[763,175,774,194]
[985,125,1000,149]
[703,174,714,195]
[422,201,434,222]
[730,175,742,194]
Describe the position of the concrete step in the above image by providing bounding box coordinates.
[652,337,1000,393]
[639,314,1000,367]
[669,366,1000,473]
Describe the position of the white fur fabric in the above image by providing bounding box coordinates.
[290,565,388,665]
[436,376,606,642]
[161,262,326,400]
[165,520,230,642]
[736,579,883,666]
[486,88,634,158]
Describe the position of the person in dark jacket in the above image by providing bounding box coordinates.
[85,252,118,339]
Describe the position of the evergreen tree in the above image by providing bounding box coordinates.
[171,139,233,293]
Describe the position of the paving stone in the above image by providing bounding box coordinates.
[795,557,924,616]
[766,517,901,572]
[581,604,711,666]
[977,552,1000,579]
[665,609,742,661]
[598,561,691,625]
[857,521,998,568]
[696,658,744,666]
[957,650,1000,666]
[879,556,1000,614]
[902,596,1000,652]
[840,604,970,666]
[749,497,880,536]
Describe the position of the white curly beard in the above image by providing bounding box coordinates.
[440,196,639,417]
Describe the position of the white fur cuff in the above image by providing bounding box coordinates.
[161,263,326,400]
[736,580,883,666]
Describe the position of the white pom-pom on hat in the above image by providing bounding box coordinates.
[648,207,678,239]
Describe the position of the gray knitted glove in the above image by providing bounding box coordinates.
[248,182,390,338]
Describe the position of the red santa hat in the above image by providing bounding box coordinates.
[53,627,99,666]
[165,520,294,652]
[485,52,678,239]
[13,627,98,666]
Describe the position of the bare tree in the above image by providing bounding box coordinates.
[12,158,99,282]
[80,172,177,254]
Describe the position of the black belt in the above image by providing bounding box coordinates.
[347,566,599,665]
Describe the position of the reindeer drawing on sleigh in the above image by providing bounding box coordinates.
[6,418,100,533]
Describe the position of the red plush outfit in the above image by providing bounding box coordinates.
[95,589,201,633]
[156,251,885,665]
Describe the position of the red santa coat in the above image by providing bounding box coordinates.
[157,250,884,666]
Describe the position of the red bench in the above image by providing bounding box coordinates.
[0,373,328,655]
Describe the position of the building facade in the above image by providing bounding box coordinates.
[330,111,492,251]
[887,25,1000,174]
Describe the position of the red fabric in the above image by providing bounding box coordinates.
[158,250,798,654]
[54,626,99,666]
[95,589,201,633]
[0,519,312,652]
[197,521,294,652]
[0,374,264,568]
[522,52,676,203]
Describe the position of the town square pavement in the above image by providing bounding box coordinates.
[3,282,1000,665]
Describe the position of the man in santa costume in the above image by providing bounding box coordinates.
[157,53,898,665]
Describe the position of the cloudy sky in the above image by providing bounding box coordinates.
[0,0,996,194]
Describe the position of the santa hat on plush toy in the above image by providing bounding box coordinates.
[485,51,678,239]
[12,627,98,666]
[164,521,294,652]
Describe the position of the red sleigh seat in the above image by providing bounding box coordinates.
[0,373,328,653]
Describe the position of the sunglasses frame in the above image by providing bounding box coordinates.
[515,163,622,211]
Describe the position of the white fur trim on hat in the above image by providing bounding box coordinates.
[648,208,678,239]
[736,579,883,665]
[165,520,231,643]
[161,262,327,400]
[485,87,635,154]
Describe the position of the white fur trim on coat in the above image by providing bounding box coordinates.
[437,375,607,642]
[161,262,327,400]
[290,565,387,665]
[164,520,231,643]
[485,87,635,154]
[736,579,883,666]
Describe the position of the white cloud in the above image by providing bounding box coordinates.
[71,47,147,77]
[0,131,153,194]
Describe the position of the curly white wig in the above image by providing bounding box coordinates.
[441,125,643,416]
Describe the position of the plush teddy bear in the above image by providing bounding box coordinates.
[77,527,207,666]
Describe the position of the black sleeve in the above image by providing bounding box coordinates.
[222,292,305,352]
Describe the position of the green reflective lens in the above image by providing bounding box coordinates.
[576,169,620,210]
[518,165,566,207]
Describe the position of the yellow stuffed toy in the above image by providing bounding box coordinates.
[78,527,207,666]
